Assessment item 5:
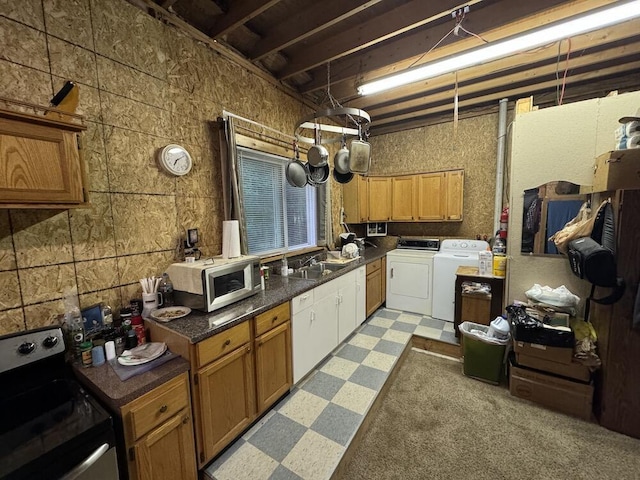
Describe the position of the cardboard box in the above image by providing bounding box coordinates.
[509,362,593,420]
[513,340,573,365]
[515,352,591,383]
[592,149,640,192]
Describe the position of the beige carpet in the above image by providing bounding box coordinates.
[335,349,640,480]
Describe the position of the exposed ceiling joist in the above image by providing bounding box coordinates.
[208,0,283,38]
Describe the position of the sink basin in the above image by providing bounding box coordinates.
[289,262,348,280]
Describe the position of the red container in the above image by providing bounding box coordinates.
[131,315,146,345]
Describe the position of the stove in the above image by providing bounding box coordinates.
[0,327,119,480]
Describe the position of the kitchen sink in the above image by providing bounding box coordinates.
[289,262,348,280]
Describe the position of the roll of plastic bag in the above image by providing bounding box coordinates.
[625,120,640,136]
[627,134,640,149]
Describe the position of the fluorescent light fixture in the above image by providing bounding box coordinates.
[358,0,640,96]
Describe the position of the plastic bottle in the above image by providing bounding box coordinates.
[159,272,175,307]
[281,256,289,277]
[492,237,507,278]
[102,304,113,328]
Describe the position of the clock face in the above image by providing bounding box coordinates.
[159,144,192,176]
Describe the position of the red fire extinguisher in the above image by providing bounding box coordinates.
[499,206,509,240]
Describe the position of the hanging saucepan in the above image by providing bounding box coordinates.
[286,142,307,188]
[306,162,330,186]
[332,168,354,184]
[307,127,328,167]
[334,134,350,174]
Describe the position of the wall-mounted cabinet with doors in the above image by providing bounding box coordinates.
[145,302,292,468]
[342,170,464,223]
[292,266,366,383]
[0,100,89,208]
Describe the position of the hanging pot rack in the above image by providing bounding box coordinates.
[294,107,371,145]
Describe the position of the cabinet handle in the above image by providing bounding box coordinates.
[182,416,190,425]
[272,316,278,323]
[302,294,309,300]
[311,311,315,322]
[223,339,231,346]
[390,268,394,279]
[159,405,168,413]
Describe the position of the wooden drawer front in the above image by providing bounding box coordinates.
[255,302,290,337]
[366,259,381,276]
[291,290,314,315]
[128,375,189,441]
[197,321,250,368]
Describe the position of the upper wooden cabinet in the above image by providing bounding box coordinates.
[342,174,368,223]
[0,104,88,208]
[416,173,445,221]
[368,177,392,221]
[342,169,463,223]
[444,170,464,221]
[391,176,415,221]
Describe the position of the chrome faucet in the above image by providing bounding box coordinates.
[299,253,323,268]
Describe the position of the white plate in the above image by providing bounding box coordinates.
[118,342,167,366]
[150,306,191,322]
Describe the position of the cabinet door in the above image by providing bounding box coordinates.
[355,266,366,325]
[368,177,392,221]
[342,175,368,223]
[366,269,382,317]
[0,119,85,205]
[197,345,255,461]
[255,321,292,414]
[135,411,197,480]
[391,176,415,221]
[416,173,445,220]
[445,170,464,221]
[338,281,357,344]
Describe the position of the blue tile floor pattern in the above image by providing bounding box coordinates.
[204,307,458,480]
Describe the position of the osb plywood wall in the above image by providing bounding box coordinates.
[368,114,500,240]
[0,0,314,334]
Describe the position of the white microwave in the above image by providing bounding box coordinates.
[366,222,387,237]
[167,255,261,312]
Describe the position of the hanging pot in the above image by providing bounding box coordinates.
[306,162,330,186]
[307,128,328,167]
[334,135,350,174]
[286,144,307,188]
[349,139,371,174]
[332,168,354,184]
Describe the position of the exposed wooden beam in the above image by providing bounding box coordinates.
[208,0,283,38]
[299,0,617,94]
[366,38,640,119]
[250,0,384,61]
[161,0,178,8]
[347,19,640,109]
[371,60,640,129]
[124,0,317,110]
[277,0,486,80]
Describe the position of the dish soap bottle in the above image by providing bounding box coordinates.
[159,272,175,307]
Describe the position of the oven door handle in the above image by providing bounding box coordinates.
[59,442,110,480]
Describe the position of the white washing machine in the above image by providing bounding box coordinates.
[432,239,489,322]
[386,238,440,316]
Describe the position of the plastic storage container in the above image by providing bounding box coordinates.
[460,321,510,384]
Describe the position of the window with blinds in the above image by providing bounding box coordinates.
[238,147,317,255]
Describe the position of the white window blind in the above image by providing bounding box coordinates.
[238,147,317,256]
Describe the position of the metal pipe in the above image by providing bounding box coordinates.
[494,98,508,236]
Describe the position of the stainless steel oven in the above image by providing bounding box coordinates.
[0,327,119,480]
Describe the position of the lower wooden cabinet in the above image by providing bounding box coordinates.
[366,258,384,317]
[255,320,292,415]
[196,343,255,462]
[121,373,197,480]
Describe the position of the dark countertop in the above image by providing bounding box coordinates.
[146,246,392,344]
[73,356,190,412]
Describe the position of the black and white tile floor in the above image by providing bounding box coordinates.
[204,308,458,480]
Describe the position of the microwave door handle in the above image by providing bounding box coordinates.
[59,443,109,480]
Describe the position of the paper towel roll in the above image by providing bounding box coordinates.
[625,121,640,137]
[627,134,640,149]
[222,220,241,258]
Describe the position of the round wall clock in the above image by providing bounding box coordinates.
[158,144,193,176]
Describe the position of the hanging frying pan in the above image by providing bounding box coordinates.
[333,168,354,184]
[286,143,307,188]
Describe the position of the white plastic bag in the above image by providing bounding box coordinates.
[525,284,580,308]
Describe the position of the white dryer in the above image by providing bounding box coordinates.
[386,238,440,316]
[432,239,489,322]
